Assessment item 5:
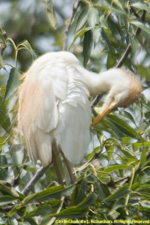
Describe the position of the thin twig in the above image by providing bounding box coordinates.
[115,44,131,68]
[63,1,80,51]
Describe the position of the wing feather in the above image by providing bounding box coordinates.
[18,72,58,166]
[54,65,91,165]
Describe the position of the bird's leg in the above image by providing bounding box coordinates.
[60,150,75,184]
[91,98,117,126]
[52,150,64,186]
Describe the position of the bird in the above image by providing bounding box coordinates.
[17,51,142,184]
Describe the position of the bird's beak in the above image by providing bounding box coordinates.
[91,99,117,126]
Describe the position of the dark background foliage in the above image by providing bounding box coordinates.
[0,0,150,224]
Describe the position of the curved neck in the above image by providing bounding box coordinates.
[77,66,113,96]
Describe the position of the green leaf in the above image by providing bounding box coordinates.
[109,198,125,215]
[140,147,147,166]
[51,207,87,219]
[107,15,121,41]
[110,6,126,16]
[137,66,150,82]
[0,195,17,206]
[0,181,19,198]
[87,175,111,200]
[96,180,111,200]
[0,72,9,87]
[103,185,130,202]
[17,40,36,59]
[118,147,136,159]
[107,114,139,139]
[77,192,97,208]
[88,7,99,28]
[130,36,139,56]
[107,52,115,68]
[83,30,92,67]
[131,2,150,13]
[101,28,113,55]
[69,27,91,50]
[0,96,11,133]
[113,0,124,10]
[22,185,75,204]
[75,6,90,31]
[71,180,87,205]
[0,54,4,68]
[0,28,7,44]
[93,27,102,46]
[133,142,150,152]
[25,200,61,217]
[104,164,132,173]
[131,21,150,35]
[43,0,57,29]
[5,68,20,100]
[100,14,107,28]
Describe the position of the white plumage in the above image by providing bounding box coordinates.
[18,51,141,172]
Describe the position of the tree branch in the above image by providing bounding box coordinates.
[22,165,49,196]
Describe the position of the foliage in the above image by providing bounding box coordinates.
[0,0,150,224]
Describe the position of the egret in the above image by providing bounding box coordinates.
[18,51,141,184]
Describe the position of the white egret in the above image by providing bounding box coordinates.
[18,51,141,184]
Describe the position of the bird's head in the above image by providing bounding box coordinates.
[91,69,142,126]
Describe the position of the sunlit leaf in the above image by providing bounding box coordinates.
[131,21,150,35]
[88,7,99,28]
[43,0,57,29]
[133,142,150,152]
[104,164,132,173]
[69,27,91,50]
[75,6,90,31]
[93,27,101,45]
[131,2,150,12]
